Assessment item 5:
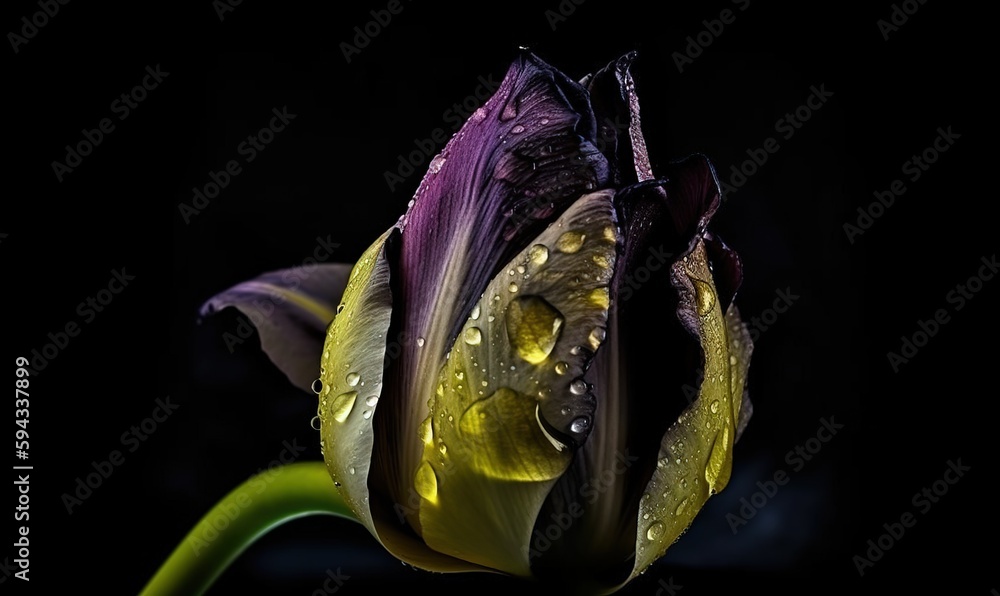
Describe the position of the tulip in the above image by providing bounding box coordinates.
[167,51,753,595]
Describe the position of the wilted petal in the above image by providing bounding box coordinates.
[199,264,352,392]
[374,52,611,524]
[317,229,487,573]
[411,191,619,576]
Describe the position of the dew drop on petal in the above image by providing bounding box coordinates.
[346,372,360,387]
[555,231,586,254]
[528,244,550,265]
[646,521,665,541]
[692,279,716,316]
[569,379,587,395]
[331,391,358,423]
[554,361,569,375]
[365,395,379,407]
[505,296,564,364]
[416,337,425,347]
[464,327,483,346]
[311,379,323,394]
[569,416,590,433]
[310,416,321,431]
[471,303,481,320]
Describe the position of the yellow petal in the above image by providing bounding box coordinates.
[415,191,619,577]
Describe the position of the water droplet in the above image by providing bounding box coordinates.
[464,327,483,345]
[346,372,360,387]
[554,361,569,375]
[323,349,330,360]
[588,326,606,350]
[331,391,358,423]
[437,442,448,456]
[592,254,610,269]
[681,478,688,489]
[569,379,587,395]
[528,244,550,265]
[471,303,481,320]
[692,279,716,315]
[560,407,570,415]
[414,462,439,501]
[362,409,372,420]
[416,337,425,347]
[730,354,738,366]
[710,400,720,413]
[505,296,565,364]
[428,155,446,173]
[455,370,465,381]
[488,315,496,322]
[310,416,321,430]
[555,231,586,253]
[570,345,582,355]
[511,124,525,134]
[589,287,610,309]
[705,424,731,491]
[336,304,345,315]
[311,379,323,394]
[646,521,665,541]
[675,497,691,517]
[349,466,356,475]
[516,265,526,274]
[419,416,434,444]
[365,395,378,407]
[570,416,590,433]
[334,481,342,487]
[508,282,519,293]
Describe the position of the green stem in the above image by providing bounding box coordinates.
[141,461,356,596]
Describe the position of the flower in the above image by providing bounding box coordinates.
[201,52,753,593]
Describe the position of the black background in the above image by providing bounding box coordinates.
[5,1,993,594]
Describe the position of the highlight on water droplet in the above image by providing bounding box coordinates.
[569,416,590,433]
[569,379,587,395]
[710,400,720,413]
[336,304,345,315]
[508,282,519,293]
[311,379,323,394]
[362,410,372,420]
[346,372,360,387]
[505,295,565,364]
[692,278,716,315]
[528,244,550,265]
[331,391,358,423]
[554,361,569,375]
[588,326,606,350]
[414,461,439,502]
[365,395,379,407]
[416,337,425,347]
[555,231,586,254]
[464,327,483,346]
[471,303,481,320]
[646,520,665,541]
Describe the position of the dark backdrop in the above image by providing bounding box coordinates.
[6,1,992,594]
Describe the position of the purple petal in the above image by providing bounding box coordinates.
[373,52,612,512]
[199,264,351,392]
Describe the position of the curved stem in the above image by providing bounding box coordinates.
[141,461,357,596]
